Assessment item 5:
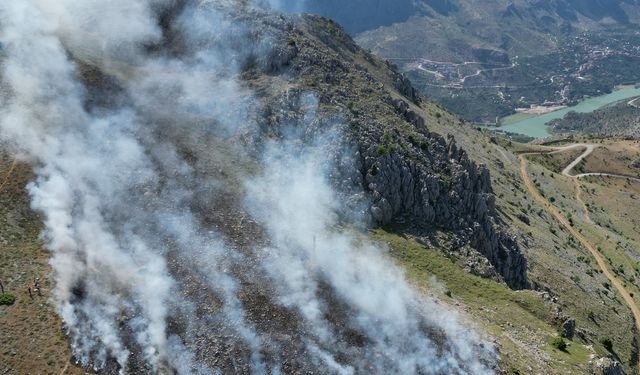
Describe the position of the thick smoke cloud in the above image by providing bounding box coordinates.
[0,0,262,372]
[0,0,495,374]
[244,113,494,374]
[0,0,174,370]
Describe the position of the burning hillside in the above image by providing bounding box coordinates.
[0,1,506,373]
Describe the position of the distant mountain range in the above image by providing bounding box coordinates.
[277,0,640,58]
[274,0,640,122]
[281,0,640,31]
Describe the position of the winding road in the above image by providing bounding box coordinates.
[519,144,640,368]
[554,143,640,182]
[556,143,594,177]
[414,59,516,88]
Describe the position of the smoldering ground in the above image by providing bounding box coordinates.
[0,0,496,374]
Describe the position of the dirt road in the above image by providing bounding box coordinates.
[519,146,640,371]
[556,144,594,177]
[554,143,640,182]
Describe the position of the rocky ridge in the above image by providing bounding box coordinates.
[257,14,528,289]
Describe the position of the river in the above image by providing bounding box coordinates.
[497,86,640,138]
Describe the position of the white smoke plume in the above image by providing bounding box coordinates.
[0,0,496,374]
[0,0,263,373]
[265,0,306,13]
[0,0,174,370]
[244,112,495,374]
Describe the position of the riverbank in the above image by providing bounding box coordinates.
[515,104,567,115]
[496,85,640,138]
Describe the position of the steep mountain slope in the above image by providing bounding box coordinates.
[423,119,640,373]
[0,1,514,374]
[2,1,640,374]
[271,15,528,289]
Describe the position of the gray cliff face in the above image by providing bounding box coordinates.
[261,15,528,289]
[359,129,526,289]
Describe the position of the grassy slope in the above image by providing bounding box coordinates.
[524,152,640,369]
[372,229,592,374]
[0,154,83,375]
[528,148,586,174]
[578,140,640,177]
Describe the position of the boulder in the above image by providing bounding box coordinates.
[593,358,626,375]
[561,318,576,340]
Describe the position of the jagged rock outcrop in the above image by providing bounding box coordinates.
[392,72,422,105]
[593,358,627,375]
[516,212,531,225]
[257,15,528,289]
[359,132,526,289]
[561,318,576,340]
[550,298,578,339]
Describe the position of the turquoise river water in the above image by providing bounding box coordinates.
[497,86,640,138]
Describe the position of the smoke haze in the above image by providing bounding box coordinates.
[0,0,495,373]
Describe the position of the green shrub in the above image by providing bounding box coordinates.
[382,132,391,143]
[551,336,567,351]
[570,275,580,283]
[0,293,16,306]
[347,101,355,111]
[377,144,387,156]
